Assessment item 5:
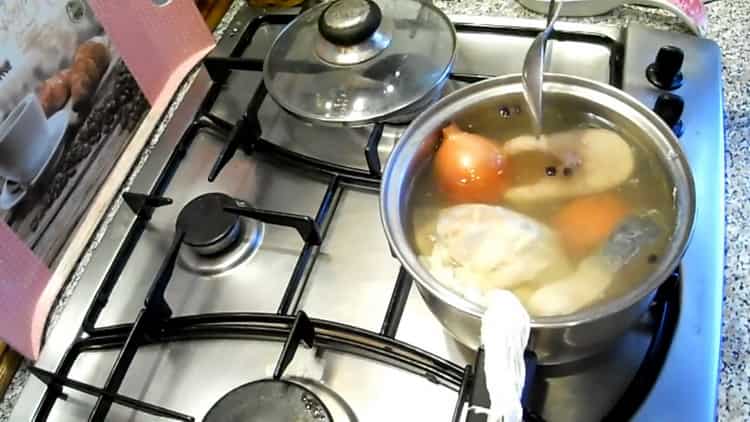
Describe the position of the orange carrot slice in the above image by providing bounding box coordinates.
[552,192,631,257]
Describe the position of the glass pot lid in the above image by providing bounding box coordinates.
[263,0,456,126]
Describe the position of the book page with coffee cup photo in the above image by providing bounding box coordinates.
[0,0,152,361]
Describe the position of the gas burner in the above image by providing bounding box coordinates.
[177,193,241,255]
[203,379,333,422]
[177,193,263,275]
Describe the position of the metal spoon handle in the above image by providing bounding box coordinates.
[522,0,562,137]
[545,0,559,26]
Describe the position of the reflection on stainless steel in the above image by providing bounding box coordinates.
[9,5,723,422]
[179,219,265,275]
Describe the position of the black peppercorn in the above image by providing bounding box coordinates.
[545,166,557,176]
[563,167,573,176]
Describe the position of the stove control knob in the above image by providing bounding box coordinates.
[653,93,685,137]
[646,46,684,90]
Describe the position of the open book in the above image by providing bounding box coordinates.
[0,0,215,360]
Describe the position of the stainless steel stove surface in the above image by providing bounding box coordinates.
[11,5,724,422]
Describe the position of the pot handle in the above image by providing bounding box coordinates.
[522,351,546,422]
[464,347,489,422]
[464,348,542,422]
[522,350,538,409]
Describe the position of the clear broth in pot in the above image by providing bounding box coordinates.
[408,106,677,317]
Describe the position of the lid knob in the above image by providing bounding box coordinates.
[319,0,383,46]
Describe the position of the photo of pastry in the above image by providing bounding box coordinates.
[0,0,149,262]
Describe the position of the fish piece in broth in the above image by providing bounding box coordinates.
[502,128,635,203]
[422,204,571,294]
[527,215,662,316]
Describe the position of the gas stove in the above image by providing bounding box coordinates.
[10,4,724,422]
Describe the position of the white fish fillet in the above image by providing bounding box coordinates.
[526,255,613,317]
[502,128,635,203]
[527,215,662,316]
[424,204,570,292]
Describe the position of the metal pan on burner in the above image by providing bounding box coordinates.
[379,74,696,365]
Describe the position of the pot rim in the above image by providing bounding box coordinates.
[380,73,696,328]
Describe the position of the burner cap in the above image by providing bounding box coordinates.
[176,193,240,253]
[203,379,333,422]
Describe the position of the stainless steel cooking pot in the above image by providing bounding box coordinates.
[380,74,696,365]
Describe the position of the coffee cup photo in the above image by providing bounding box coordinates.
[0,94,55,184]
[0,94,69,210]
